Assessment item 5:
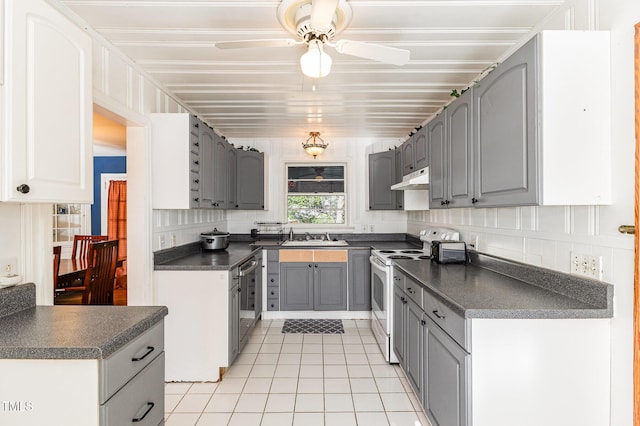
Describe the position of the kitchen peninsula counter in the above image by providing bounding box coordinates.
[0,283,167,359]
[393,252,613,319]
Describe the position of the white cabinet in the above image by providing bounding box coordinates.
[1,0,93,203]
[151,113,202,209]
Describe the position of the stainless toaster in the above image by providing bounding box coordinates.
[431,240,467,264]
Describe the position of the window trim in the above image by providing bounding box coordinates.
[285,162,348,227]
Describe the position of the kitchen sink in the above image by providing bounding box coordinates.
[281,240,349,247]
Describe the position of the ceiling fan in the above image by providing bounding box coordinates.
[214,0,411,78]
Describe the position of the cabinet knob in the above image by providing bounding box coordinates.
[194,160,199,165]
[16,184,30,194]
[194,179,199,184]
[194,142,199,147]
[444,200,450,205]
[471,197,478,204]
[440,201,445,206]
[235,205,239,208]
[194,123,199,128]
[432,310,445,319]
[421,320,426,326]
[308,264,312,268]
[194,198,199,202]
[270,278,275,283]
[270,304,275,308]
[238,287,242,293]
[314,264,318,268]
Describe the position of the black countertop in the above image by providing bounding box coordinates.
[154,238,421,271]
[0,284,168,359]
[393,253,613,319]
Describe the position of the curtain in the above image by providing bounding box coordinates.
[107,180,127,259]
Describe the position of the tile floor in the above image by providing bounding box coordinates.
[164,319,432,426]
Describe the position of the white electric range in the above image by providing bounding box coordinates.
[370,227,460,363]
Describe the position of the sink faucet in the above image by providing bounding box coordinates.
[325,232,331,241]
[305,232,312,241]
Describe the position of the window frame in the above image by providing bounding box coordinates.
[284,162,348,227]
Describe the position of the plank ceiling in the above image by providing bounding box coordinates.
[61,0,564,140]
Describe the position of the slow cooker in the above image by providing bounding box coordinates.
[200,228,230,250]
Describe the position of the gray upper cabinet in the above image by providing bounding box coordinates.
[237,150,265,210]
[199,123,215,208]
[413,127,428,170]
[313,263,347,311]
[227,144,238,209]
[401,136,415,175]
[473,36,537,207]
[428,113,447,208]
[212,134,228,209]
[429,89,473,209]
[348,249,371,311]
[369,151,402,210]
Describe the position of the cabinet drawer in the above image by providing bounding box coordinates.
[267,250,279,262]
[267,286,279,299]
[267,273,279,286]
[392,272,406,292]
[267,299,280,311]
[404,277,423,309]
[101,352,165,426]
[423,292,467,351]
[99,321,164,403]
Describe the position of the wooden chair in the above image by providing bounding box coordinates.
[72,235,108,261]
[55,240,119,305]
[82,240,119,305]
[53,245,61,292]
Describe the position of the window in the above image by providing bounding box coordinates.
[287,165,346,225]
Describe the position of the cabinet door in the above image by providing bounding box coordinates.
[423,315,469,426]
[392,285,406,366]
[4,0,92,202]
[474,36,538,207]
[413,127,429,170]
[369,151,401,210]
[313,262,347,311]
[394,150,404,209]
[227,146,238,209]
[448,90,474,208]
[428,114,447,208]
[228,284,240,363]
[212,135,228,208]
[348,249,371,311]
[401,138,415,175]
[405,299,423,399]
[237,151,265,210]
[199,123,215,208]
[280,262,314,310]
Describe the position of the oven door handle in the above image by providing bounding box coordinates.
[239,260,258,276]
[369,255,388,272]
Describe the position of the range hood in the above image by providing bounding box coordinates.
[391,167,429,190]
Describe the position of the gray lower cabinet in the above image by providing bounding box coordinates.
[280,262,314,310]
[393,268,470,426]
[369,150,402,210]
[100,321,165,426]
[423,314,470,426]
[229,281,240,363]
[313,262,347,311]
[392,284,406,366]
[348,249,371,311]
[237,150,265,210]
[266,250,280,311]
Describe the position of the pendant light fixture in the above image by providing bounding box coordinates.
[302,131,328,159]
[300,39,332,78]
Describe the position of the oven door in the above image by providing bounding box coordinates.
[370,255,389,334]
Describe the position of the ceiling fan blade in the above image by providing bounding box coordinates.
[215,39,300,49]
[311,0,339,32]
[333,39,410,66]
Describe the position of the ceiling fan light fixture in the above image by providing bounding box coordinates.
[300,39,332,78]
[302,131,328,158]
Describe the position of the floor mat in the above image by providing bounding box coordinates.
[281,319,344,334]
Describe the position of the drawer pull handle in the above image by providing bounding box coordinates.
[432,310,445,319]
[132,402,155,423]
[131,346,155,362]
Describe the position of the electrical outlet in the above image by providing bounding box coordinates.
[570,252,603,280]
[467,234,479,250]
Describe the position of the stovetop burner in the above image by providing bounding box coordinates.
[388,255,413,259]
[379,250,396,253]
[401,250,423,254]
[418,255,431,260]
